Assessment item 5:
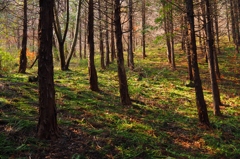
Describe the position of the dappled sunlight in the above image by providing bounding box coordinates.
[0,43,239,158]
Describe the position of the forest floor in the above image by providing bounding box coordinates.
[0,43,240,159]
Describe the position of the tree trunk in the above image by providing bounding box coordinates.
[17,27,21,49]
[98,0,105,69]
[200,0,208,63]
[65,0,81,70]
[184,15,193,81]
[225,0,231,42]
[234,0,240,53]
[162,1,171,64]
[114,0,132,106]
[37,0,59,139]
[53,0,69,70]
[169,5,176,70]
[197,0,204,56]
[84,7,87,59]
[209,1,221,79]
[88,0,99,92]
[213,0,221,55]
[230,0,236,45]
[205,0,222,116]
[18,0,27,73]
[142,0,146,59]
[186,0,210,126]
[110,1,116,62]
[128,0,134,70]
[58,42,66,70]
[79,15,82,59]
[105,0,110,67]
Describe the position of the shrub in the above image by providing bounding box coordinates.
[0,49,18,73]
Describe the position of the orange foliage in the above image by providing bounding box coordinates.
[133,25,139,32]
[26,48,36,62]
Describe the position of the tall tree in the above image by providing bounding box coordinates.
[84,6,87,59]
[128,0,134,69]
[209,0,221,79]
[230,0,236,43]
[114,0,132,106]
[98,0,105,69]
[105,0,110,67]
[169,1,175,70]
[225,0,231,42]
[205,0,222,116]
[53,0,69,70]
[200,0,208,62]
[185,0,210,126]
[213,0,221,55]
[183,14,193,82]
[18,0,27,73]
[142,0,146,59]
[65,0,82,70]
[162,1,175,69]
[88,0,100,91]
[79,11,82,59]
[110,0,116,62]
[37,0,59,139]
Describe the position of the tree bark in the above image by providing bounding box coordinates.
[169,6,175,70]
[186,0,210,126]
[53,0,69,70]
[128,0,134,70]
[225,0,231,42]
[200,0,208,63]
[18,0,27,73]
[110,0,116,62]
[88,0,99,91]
[105,0,110,67]
[114,0,132,106]
[184,15,193,81]
[205,0,222,116]
[98,0,105,69]
[79,14,82,59]
[234,0,240,53]
[142,0,146,59]
[84,7,87,59]
[65,0,81,70]
[162,1,171,64]
[230,0,236,46]
[37,0,59,139]
[213,0,221,55]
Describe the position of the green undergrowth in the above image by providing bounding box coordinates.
[0,43,239,158]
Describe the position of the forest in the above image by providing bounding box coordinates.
[0,0,239,158]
